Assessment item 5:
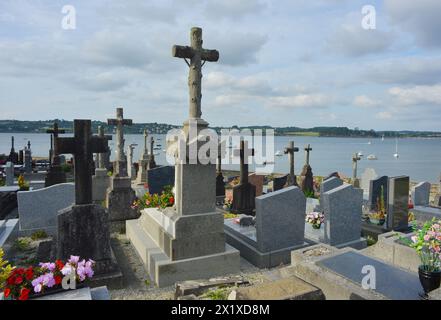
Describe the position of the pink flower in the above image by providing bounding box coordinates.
[68,255,80,265]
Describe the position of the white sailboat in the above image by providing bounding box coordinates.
[393,137,399,159]
[381,135,385,141]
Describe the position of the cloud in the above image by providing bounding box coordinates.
[204,0,267,20]
[385,0,441,48]
[205,72,272,94]
[267,94,328,109]
[214,32,267,66]
[327,24,394,57]
[353,95,381,108]
[388,84,441,107]
[375,111,393,120]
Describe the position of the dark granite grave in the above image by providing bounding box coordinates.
[232,141,256,215]
[318,251,422,300]
[273,175,288,192]
[387,176,409,231]
[368,176,388,211]
[147,165,175,194]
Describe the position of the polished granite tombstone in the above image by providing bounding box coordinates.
[317,251,422,300]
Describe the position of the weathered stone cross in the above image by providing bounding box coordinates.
[97,126,112,169]
[143,128,149,155]
[304,144,313,166]
[107,107,132,175]
[234,140,255,185]
[352,153,361,180]
[56,120,108,205]
[284,141,299,185]
[172,27,219,119]
[47,122,66,165]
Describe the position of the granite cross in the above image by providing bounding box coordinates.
[234,140,255,185]
[97,126,112,169]
[304,144,312,166]
[46,122,66,166]
[172,27,219,119]
[284,141,299,185]
[27,140,31,150]
[352,153,362,181]
[55,120,108,205]
[107,107,132,175]
[150,136,155,157]
[143,128,149,155]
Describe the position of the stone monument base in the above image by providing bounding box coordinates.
[106,176,138,233]
[92,168,110,205]
[126,207,240,287]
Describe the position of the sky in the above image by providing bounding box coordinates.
[0,0,441,131]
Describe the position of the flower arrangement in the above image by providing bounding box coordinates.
[131,185,174,211]
[0,248,14,291]
[306,212,324,229]
[17,175,29,191]
[408,219,441,272]
[2,255,94,300]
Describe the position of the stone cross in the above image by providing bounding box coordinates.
[46,122,66,166]
[8,136,18,163]
[284,141,299,186]
[143,128,149,156]
[55,120,108,205]
[10,136,15,154]
[304,144,312,166]
[97,126,112,169]
[234,140,255,185]
[148,136,157,168]
[352,153,362,181]
[27,141,31,150]
[107,107,132,175]
[172,27,219,119]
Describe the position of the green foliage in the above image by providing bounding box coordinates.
[132,185,175,210]
[200,287,230,300]
[366,236,377,246]
[0,248,14,290]
[0,179,5,187]
[107,171,113,177]
[304,190,315,198]
[30,230,48,241]
[14,237,32,252]
[61,163,72,173]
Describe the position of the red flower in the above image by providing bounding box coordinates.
[25,267,34,280]
[15,276,23,285]
[169,197,174,205]
[18,288,30,301]
[55,259,64,270]
[4,288,11,298]
[54,275,62,285]
[7,276,15,285]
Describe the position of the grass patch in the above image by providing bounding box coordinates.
[31,230,48,240]
[200,287,231,300]
[284,131,320,137]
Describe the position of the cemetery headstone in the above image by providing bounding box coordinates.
[248,173,264,197]
[284,141,299,186]
[361,168,378,195]
[55,119,121,281]
[8,136,18,164]
[24,142,32,174]
[106,108,138,228]
[17,183,74,236]
[136,128,150,185]
[387,176,409,231]
[411,181,431,207]
[126,27,239,287]
[320,176,343,195]
[321,184,365,248]
[45,122,67,187]
[92,128,111,205]
[232,140,256,215]
[5,162,14,186]
[300,144,314,194]
[127,144,137,180]
[369,175,388,212]
[352,153,361,188]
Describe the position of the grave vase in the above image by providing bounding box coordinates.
[418,266,441,296]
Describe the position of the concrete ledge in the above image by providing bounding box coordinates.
[0,219,18,247]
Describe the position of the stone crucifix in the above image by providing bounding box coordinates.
[107,107,132,176]
[55,120,108,205]
[148,136,157,169]
[234,140,255,185]
[352,153,361,184]
[143,128,149,157]
[284,141,299,186]
[172,27,219,120]
[304,144,312,166]
[97,126,112,169]
[47,122,66,166]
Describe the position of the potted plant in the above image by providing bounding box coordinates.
[369,212,386,225]
[407,219,441,297]
[17,175,30,191]
[131,185,175,211]
[306,212,324,229]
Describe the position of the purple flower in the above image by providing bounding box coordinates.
[39,262,56,272]
[68,255,80,265]
[61,264,74,276]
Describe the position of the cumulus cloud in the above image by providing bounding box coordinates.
[204,0,267,20]
[267,94,328,109]
[375,111,393,120]
[388,84,441,107]
[385,0,441,48]
[353,95,381,108]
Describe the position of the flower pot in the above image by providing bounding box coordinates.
[418,266,441,295]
